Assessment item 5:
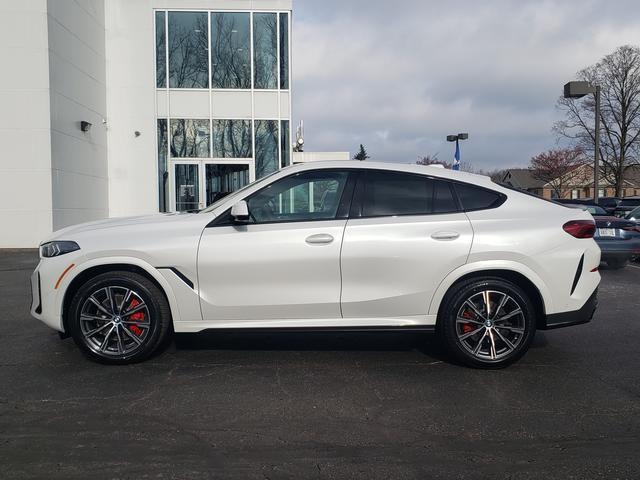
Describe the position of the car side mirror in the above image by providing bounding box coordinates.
[230,200,250,223]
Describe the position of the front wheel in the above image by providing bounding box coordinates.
[438,277,536,369]
[68,271,172,364]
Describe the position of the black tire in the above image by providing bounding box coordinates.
[438,277,536,369]
[68,271,172,364]
[606,258,628,269]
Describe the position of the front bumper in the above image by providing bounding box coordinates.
[540,289,598,330]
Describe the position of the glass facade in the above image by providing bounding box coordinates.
[168,12,209,88]
[157,119,169,212]
[211,13,251,89]
[279,13,289,90]
[170,119,210,158]
[155,12,166,88]
[255,120,279,179]
[253,13,278,89]
[212,120,252,158]
[156,9,291,212]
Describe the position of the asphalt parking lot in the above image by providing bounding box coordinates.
[1,250,639,479]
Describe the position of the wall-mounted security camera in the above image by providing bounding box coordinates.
[80,121,92,132]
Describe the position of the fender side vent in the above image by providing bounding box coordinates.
[570,254,584,296]
[157,267,194,290]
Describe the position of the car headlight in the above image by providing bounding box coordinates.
[40,241,80,258]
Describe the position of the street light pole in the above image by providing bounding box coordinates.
[563,81,601,204]
[446,133,468,170]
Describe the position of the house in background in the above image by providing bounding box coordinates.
[502,165,640,200]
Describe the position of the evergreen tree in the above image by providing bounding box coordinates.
[353,144,369,161]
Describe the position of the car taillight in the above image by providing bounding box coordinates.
[563,220,596,238]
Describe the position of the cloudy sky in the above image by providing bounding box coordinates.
[292,0,640,170]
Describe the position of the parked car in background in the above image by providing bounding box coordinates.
[556,198,596,207]
[567,204,640,269]
[597,197,621,215]
[30,162,601,369]
[625,205,640,222]
[564,203,608,217]
[614,197,640,217]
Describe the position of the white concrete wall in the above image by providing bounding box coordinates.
[0,1,53,247]
[47,0,109,232]
[293,151,351,163]
[105,0,158,218]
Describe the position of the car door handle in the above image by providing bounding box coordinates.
[431,231,460,241]
[305,233,334,245]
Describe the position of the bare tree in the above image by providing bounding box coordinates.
[555,45,640,196]
[529,147,587,199]
[416,154,444,166]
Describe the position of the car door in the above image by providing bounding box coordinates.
[198,169,355,323]
[340,170,473,319]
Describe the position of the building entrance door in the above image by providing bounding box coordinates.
[171,161,252,212]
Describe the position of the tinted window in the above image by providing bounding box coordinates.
[254,120,278,178]
[361,171,433,217]
[433,180,458,213]
[454,183,504,211]
[170,119,210,157]
[212,120,252,158]
[279,13,289,89]
[253,13,277,89]
[247,171,349,223]
[168,12,209,88]
[155,11,166,88]
[210,12,250,89]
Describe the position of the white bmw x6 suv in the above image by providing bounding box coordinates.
[31,162,600,368]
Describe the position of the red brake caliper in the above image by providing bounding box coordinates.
[461,310,476,333]
[127,298,145,336]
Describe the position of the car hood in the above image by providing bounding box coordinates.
[43,213,196,243]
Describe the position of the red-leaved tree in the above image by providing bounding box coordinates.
[529,147,587,198]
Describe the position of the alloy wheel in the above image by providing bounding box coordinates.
[455,290,526,361]
[79,286,152,357]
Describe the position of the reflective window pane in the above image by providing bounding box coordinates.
[247,171,348,223]
[211,12,250,89]
[253,13,277,89]
[155,11,166,88]
[280,120,290,167]
[170,119,210,158]
[175,164,199,211]
[168,12,209,88]
[361,171,434,217]
[212,120,252,158]
[279,13,289,89]
[157,119,169,212]
[255,120,278,178]
[205,164,249,206]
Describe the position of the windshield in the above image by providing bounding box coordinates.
[199,170,282,213]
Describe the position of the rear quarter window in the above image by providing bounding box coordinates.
[453,182,506,212]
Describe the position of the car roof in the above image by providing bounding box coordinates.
[285,161,497,188]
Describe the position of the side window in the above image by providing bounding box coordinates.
[453,182,505,211]
[361,171,433,217]
[246,170,349,223]
[433,180,458,214]
[358,171,459,217]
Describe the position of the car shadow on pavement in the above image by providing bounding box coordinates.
[174,331,451,362]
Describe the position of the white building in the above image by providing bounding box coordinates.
[0,0,346,247]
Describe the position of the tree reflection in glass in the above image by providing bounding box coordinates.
[170,119,210,157]
[211,13,250,89]
[253,13,277,89]
[255,120,278,178]
[212,120,252,158]
[168,12,209,88]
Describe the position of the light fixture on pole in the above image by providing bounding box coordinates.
[446,133,468,170]
[564,81,601,204]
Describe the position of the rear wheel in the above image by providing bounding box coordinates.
[439,277,536,369]
[68,271,172,364]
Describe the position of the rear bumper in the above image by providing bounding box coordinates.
[540,289,598,330]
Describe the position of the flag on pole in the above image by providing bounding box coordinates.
[452,139,461,170]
